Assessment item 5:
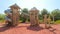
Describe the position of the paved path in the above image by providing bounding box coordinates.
[0,23,60,34]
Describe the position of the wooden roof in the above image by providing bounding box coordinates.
[29,7,39,12]
[10,4,20,9]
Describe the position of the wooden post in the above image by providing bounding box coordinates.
[44,14,47,28]
[47,15,51,28]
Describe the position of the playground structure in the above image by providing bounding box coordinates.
[5,4,51,28]
[29,7,39,26]
[10,4,20,26]
[43,14,51,28]
[43,14,47,28]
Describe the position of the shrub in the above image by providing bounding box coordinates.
[39,20,43,24]
[0,14,5,20]
[55,20,60,24]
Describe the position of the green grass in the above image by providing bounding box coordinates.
[19,20,22,22]
[39,20,43,24]
[0,20,5,23]
[0,20,60,24]
[54,20,60,24]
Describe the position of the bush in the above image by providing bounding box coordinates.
[19,17,26,23]
[39,20,43,24]
[55,20,60,24]
[0,14,5,20]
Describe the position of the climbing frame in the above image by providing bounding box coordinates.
[10,4,20,26]
[29,7,39,26]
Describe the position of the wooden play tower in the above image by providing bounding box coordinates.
[29,7,39,26]
[10,4,20,26]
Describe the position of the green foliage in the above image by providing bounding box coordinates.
[41,9,49,15]
[55,20,60,24]
[0,20,4,23]
[39,20,43,24]
[39,14,43,20]
[21,8,29,14]
[20,8,29,23]
[0,14,5,23]
[20,16,26,23]
[51,9,60,21]
[0,14,5,20]
[40,9,50,20]
[51,9,60,17]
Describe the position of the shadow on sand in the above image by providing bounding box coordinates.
[46,27,57,34]
[27,26,44,31]
[0,24,57,34]
[0,26,10,32]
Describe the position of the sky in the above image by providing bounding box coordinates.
[0,0,60,14]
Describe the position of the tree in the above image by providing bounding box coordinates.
[51,9,60,22]
[0,14,5,20]
[20,8,29,23]
[41,9,49,15]
[39,14,43,20]
[41,9,49,20]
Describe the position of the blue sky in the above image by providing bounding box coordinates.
[0,0,60,14]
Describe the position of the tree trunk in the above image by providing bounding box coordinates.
[53,16,54,23]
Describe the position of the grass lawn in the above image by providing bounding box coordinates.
[0,20,5,23]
